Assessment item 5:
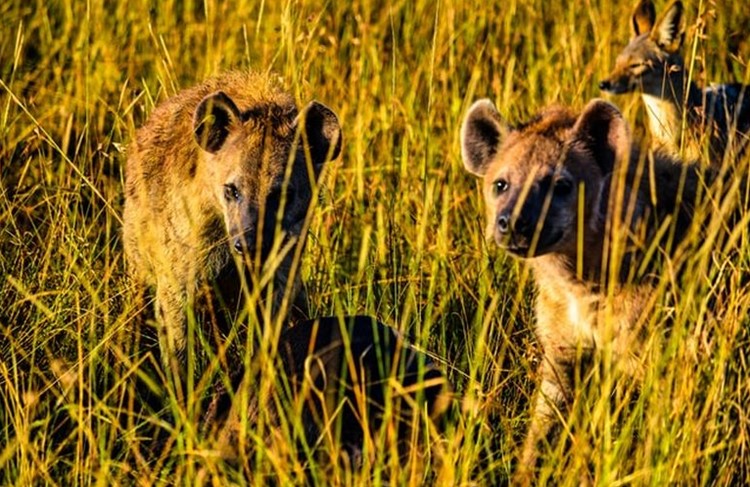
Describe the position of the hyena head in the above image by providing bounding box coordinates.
[193,91,341,263]
[461,99,631,259]
[599,0,686,97]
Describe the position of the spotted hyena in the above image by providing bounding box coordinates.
[123,71,341,367]
[461,98,718,482]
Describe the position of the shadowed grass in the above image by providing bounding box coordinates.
[1,0,749,484]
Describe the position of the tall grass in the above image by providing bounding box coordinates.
[1,0,749,484]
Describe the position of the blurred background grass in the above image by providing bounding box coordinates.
[1,0,749,484]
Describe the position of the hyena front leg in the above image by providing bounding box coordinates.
[155,282,188,374]
[515,358,570,485]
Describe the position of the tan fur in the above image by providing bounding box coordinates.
[123,71,341,367]
[600,0,750,163]
[461,98,714,483]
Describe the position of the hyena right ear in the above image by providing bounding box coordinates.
[650,0,685,53]
[631,0,656,37]
[460,99,509,177]
[296,101,342,170]
[193,91,241,153]
[570,99,631,175]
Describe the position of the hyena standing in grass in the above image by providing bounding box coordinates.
[123,71,341,369]
[599,0,750,163]
[461,98,731,483]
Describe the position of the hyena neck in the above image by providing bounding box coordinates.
[641,74,703,157]
[530,254,601,338]
[530,253,595,292]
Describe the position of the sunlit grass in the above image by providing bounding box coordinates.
[1,0,749,484]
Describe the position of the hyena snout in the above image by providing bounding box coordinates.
[495,203,538,248]
[230,230,256,255]
[496,212,533,238]
[231,227,277,257]
[232,232,254,255]
[227,207,262,255]
[228,220,258,256]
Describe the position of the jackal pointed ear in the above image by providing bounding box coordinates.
[296,101,342,170]
[461,99,509,177]
[570,99,631,175]
[194,91,241,153]
[631,0,656,37]
[650,0,685,53]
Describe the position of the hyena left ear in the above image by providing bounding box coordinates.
[570,99,631,175]
[460,99,509,177]
[193,91,241,153]
[296,101,342,170]
[650,0,685,53]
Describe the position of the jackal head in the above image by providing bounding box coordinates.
[599,0,686,97]
[461,99,631,259]
[193,92,341,264]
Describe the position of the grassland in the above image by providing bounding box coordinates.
[1,0,749,485]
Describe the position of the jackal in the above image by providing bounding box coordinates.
[599,0,750,163]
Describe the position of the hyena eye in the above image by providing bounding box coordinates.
[492,179,509,196]
[267,186,296,205]
[554,178,573,197]
[223,184,241,202]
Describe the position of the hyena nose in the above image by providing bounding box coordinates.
[497,215,510,234]
[599,80,611,91]
[233,235,257,256]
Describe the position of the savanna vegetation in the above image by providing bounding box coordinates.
[1,0,749,484]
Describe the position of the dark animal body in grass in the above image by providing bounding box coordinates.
[461,97,743,483]
[203,315,451,470]
[599,0,750,164]
[123,71,341,369]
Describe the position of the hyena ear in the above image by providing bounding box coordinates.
[570,99,631,175]
[460,99,509,177]
[650,0,685,53]
[296,101,342,169]
[193,91,241,153]
[631,0,656,37]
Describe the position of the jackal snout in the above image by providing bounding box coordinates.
[598,74,636,95]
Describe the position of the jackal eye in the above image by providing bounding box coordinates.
[629,62,647,74]
[492,179,509,196]
[223,184,240,202]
